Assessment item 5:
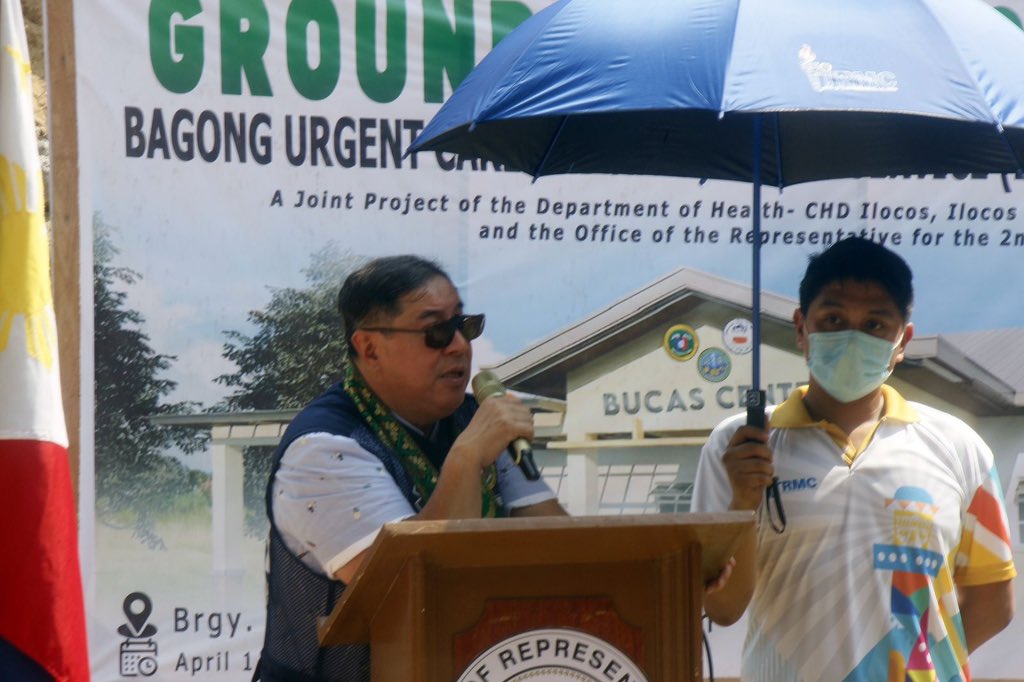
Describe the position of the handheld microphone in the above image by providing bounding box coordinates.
[471,370,541,481]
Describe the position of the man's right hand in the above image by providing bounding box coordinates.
[722,424,774,511]
[415,394,534,522]
[452,393,535,471]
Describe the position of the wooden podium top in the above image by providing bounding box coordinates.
[319,511,753,645]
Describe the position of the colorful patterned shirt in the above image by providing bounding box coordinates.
[693,385,1017,682]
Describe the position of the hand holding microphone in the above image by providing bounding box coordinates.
[471,370,541,481]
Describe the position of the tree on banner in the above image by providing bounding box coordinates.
[216,245,360,537]
[0,0,90,680]
[93,222,209,550]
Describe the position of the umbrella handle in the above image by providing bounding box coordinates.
[744,389,766,429]
[745,389,786,533]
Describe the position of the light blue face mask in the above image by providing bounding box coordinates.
[807,330,901,403]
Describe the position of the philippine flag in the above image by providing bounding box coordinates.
[0,0,90,679]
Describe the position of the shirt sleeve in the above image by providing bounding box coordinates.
[271,432,415,578]
[494,450,557,510]
[954,456,1018,587]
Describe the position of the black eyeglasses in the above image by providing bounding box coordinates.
[360,313,485,349]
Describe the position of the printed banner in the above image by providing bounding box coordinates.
[74,1,1024,679]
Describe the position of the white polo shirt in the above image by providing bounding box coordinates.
[273,431,556,578]
[693,385,1016,682]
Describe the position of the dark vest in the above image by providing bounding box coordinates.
[257,383,476,681]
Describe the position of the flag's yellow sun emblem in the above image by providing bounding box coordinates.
[4,44,32,88]
[0,154,56,370]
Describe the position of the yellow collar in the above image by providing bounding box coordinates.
[770,384,918,428]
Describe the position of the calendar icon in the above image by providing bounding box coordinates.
[119,639,158,677]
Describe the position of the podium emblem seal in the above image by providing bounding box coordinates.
[456,627,648,682]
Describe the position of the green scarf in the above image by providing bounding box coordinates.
[344,361,499,518]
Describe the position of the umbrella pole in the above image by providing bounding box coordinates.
[746,116,766,428]
[749,115,786,532]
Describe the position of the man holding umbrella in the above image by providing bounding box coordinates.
[406,0,1024,672]
[693,237,1016,681]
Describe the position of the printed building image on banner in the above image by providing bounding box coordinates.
[73,1,1024,680]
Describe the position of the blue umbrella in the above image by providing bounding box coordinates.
[410,0,1024,465]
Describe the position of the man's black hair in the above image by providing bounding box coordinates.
[798,236,913,318]
[338,255,450,356]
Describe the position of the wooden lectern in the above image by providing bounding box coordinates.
[318,512,752,681]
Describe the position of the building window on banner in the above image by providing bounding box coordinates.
[538,462,689,514]
[651,481,694,514]
[599,464,682,515]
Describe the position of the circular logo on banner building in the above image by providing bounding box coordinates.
[663,324,698,361]
[722,318,754,355]
[698,347,732,383]
[456,628,648,682]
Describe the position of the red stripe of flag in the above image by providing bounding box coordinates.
[0,439,89,681]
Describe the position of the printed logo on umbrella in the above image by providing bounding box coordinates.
[799,44,898,93]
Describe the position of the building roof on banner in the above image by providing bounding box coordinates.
[488,267,798,399]
[904,330,1024,411]
[943,329,1024,393]
[488,267,1024,417]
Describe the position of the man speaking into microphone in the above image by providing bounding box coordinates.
[257,255,565,682]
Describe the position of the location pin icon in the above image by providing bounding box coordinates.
[123,592,152,637]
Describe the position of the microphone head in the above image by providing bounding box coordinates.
[471,370,506,401]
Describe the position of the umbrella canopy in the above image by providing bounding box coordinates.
[411,0,1024,185]
[410,0,1024,412]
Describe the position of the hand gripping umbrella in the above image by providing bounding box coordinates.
[409,0,1024,518]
